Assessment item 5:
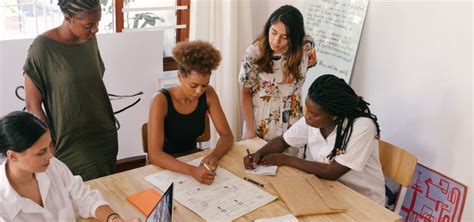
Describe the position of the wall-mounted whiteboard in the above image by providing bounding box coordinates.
[302,0,369,100]
[0,31,163,159]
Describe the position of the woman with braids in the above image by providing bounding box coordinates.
[0,111,140,222]
[23,0,118,180]
[147,40,234,185]
[244,74,385,205]
[238,5,317,156]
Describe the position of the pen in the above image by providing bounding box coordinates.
[244,177,265,188]
[246,149,254,161]
[246,149,252,157]
[203,163,212,174]
[246,149,256,166]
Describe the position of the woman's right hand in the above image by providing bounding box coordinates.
[190,165,216,185]
[243,152,262,169]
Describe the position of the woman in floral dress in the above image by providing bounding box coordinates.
[239,5,317,155]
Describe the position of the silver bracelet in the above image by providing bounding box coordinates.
[107,213,121,222]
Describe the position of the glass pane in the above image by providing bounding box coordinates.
[100,0,115,33]
[123,0,177,57]
[0,0,114,40]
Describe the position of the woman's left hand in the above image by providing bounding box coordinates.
[201,153,219,171]
[260,153,289,166]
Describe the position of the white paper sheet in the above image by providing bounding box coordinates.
[254,214,299,222]
[245,165,278,176]
[145,157,277,222]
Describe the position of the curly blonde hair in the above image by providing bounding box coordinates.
[172,40,221,76]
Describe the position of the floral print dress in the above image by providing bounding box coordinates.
[239,35,317,145]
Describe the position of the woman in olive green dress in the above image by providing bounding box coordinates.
[23,0,117,180]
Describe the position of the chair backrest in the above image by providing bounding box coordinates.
[141,114,211,153]
[378,140,417,187]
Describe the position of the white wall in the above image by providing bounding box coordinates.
[255,0,472,221]
[0,31,164,160]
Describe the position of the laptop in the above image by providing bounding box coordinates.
[146,183,173,222]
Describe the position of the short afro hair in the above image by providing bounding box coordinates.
[172,40,221,76]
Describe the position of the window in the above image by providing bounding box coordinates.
[114,0,190,71]
[0,0,190,71]
[0,0,114,40]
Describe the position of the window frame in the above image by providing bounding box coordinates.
[114,0,190,71]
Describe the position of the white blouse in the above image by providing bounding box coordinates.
[0,157,108,221]
[283,117,386,205]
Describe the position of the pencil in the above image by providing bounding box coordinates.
[244,177,265,188]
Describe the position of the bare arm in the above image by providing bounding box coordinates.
[257,136,351,180]
[95,205,140,222]
[201,86,234,169]
[24,73,47,121]
[95,205,117,222]
[147,92,215,184]
[240,87,256,139]
[244,136,350,180]
[284,156,351,181]
[243,135,289,169]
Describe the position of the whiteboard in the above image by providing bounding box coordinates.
[302,0,369,101]
[0,31,163,159]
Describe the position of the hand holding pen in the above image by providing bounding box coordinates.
[243,149,261,169]
[191,163,216,185]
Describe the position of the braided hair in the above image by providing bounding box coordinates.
[307,74,381,160]
[57,0,100,17]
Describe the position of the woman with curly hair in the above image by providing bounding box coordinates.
[239,5,317,156]
[147,40,234,185]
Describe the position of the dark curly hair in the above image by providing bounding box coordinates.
[172,40,222,76]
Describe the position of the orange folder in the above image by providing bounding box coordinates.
[127,188,162,216]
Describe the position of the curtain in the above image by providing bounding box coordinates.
[190,0,254,146]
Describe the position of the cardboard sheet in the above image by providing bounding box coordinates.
[269,175,346,216]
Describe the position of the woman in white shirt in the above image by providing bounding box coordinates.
[0,111,140,222]
[243,74,385,205]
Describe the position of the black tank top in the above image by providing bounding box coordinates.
[160,88,208,155]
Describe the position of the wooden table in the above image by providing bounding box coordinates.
[80,138,401,222]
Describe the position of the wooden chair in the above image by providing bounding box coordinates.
[378,139,417,213]
[141,114,211,153]
[116,115,210,173]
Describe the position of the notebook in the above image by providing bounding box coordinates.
[146,183,174,222]
[245,165,278,176]
[127,189,162,215]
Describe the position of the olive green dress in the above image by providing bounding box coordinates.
[23,35,118,181]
